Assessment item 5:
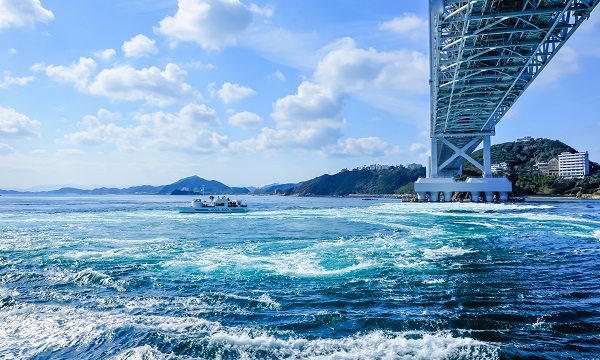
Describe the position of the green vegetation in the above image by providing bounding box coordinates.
[286,166,425,196]
[463,138,600,196]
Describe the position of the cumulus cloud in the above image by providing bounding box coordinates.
[231,38,428,156]
[40,57,97,91]
[60,104,226,154]
[156,0,253,50]
[0,0,54,29]
[39,58,200,106]
[228,111,262,129]
[532,46,581,88]
[314,37,428,95]
[0,143,15,155]
[218,82,256,104]
[94,49,117,62]
[229,81,346,152]
[122,34,159,58]
[380,13,428,41]
[325,137,402,158]
[0,72,35,88]
[89,63,199,106]
[0,106,41,139]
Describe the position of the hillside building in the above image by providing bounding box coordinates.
[548,158,560,176]
[491,162,509,173]
[558,152,589,179]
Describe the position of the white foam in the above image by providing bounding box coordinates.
[422,246,477,260]
[0,302,499,359]
[423,278,446,285]
[594,230,600,241]
[209,330,499,359]
[51,268,127,292]
[109,345,169,360]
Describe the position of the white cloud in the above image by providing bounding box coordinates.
[218,82,256,104]
[89,63,199,106]
[94,49,116,62]
[181,61,215,70]
[228,111,262,129]
[325,137,401,158]
[531,46,580,89]
[0,72,35,88]
[231,37,429,156]
[0,106,41,139]
[0,143,15,155]
[39,58,200,107]
[156,0,253,50]
[271,82,344,125]
[249,3,273,18]
[61,104,226,154]
[229,82,346,153]
[271,70,286,81]
[41,57,97,91]
[122,34,159,58]
[0,0,54,29]
[314,37,428,96]
[380,13,428,41]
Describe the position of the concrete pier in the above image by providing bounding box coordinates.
[415,177,512,202]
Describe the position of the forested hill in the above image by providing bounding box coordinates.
[465,138,599,174]
[465,138,600,196]
[286,166,425,196]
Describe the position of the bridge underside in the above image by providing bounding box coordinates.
[416,0,598,201]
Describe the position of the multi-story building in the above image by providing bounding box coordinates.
[534,161,549,174]
[491,162,509,173]
[558,152,589,179]
[548,158,560,176]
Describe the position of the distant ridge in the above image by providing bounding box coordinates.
[0,175,250,195]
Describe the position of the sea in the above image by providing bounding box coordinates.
[0,195,599,360]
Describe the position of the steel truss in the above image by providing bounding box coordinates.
[429,0,598,177]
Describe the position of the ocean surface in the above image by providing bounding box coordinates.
[1,195,599,359]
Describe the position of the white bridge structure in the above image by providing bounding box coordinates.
[415,0,599,201]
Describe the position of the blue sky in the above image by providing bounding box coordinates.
[1,0,599,189]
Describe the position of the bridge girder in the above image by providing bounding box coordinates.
[428,0,599,177]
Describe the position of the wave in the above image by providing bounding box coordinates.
[51,268,128,292]
[0,301,499,359]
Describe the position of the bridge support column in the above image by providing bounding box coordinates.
[483,135,492,178]
[485,192,495,202]
[443,191,453,202]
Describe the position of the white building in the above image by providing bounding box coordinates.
[491,162,509,173]
[558,152,589,179]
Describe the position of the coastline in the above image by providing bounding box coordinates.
[523,194,600,202]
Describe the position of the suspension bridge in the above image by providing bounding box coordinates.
[415,0,599,201]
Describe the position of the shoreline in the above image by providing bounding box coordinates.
[523,195,600,202]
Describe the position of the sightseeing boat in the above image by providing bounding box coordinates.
[178,196,248,213]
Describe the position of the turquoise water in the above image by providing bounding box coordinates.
[1,195,599,359]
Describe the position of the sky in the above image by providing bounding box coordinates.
[0,0,599,190]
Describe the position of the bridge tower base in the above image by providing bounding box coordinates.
[414,177,512,202]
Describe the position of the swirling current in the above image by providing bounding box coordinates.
[1,195,599,359]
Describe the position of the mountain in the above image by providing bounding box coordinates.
[285,165,425,196]
[0,175,250,195]
[254,183,301,195]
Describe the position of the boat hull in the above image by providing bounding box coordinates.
[178,207,248,213]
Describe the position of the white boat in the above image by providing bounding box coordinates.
[178,196,248,213]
